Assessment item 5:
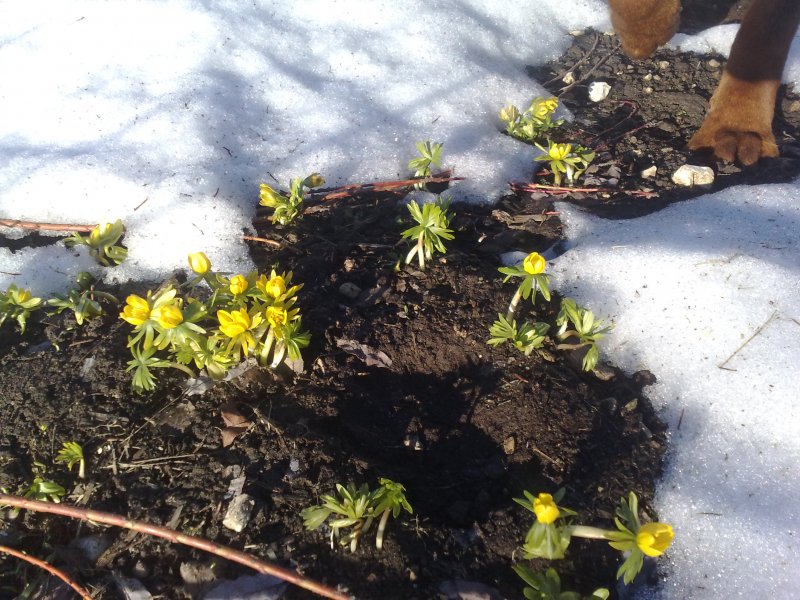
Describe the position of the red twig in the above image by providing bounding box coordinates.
[242,234,281,247]
[319,171,464,201]
[510,181,657,198]
[0,219,97,233]
[0,543,93,600]
[0,494,351,600]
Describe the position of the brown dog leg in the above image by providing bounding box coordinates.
[688,0,800,164]
[608,0,681,59]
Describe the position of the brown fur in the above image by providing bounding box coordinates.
[609,0,800,165]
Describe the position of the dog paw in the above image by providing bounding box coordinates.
[688,76,779,166]
[688,127,777,166]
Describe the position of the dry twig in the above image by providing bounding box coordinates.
[0,494,351,600]
[0,218,97,233]
[0,543,93,600]
[510,181,657,198]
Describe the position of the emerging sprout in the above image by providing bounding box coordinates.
[65,220,128,266]
[48,272,118,326]
[302,479,412,552]
[401,196,454,270]
[512,566,610,600]
[488,314,549,356]
[0,284,43,333]
[55,441,86,480]
[259,173,325,226]
[408,140,443,189]
[555,298,612,372]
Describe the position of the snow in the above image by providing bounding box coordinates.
[2,1,799,598]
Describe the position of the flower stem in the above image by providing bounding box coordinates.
[568,525,612,540]
[376,509,390,550]
[506,287,523,321]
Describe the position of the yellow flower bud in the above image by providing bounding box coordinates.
[229,274,248,295]
[152,304,183,329]
[120,294,151,326]
[533,493,560,524]
[303,173,325,188]
[16,289,32,303]
[266,306,288,329]
[523,252,546,275]
[548,143,572,161]
[636,523,674,557]
[264,275,286,299]
[188,252,211,275]
[89,222,111,245]
[259,184,283,207]
[499,105,519,123]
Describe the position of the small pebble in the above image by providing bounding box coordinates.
[640,165,657,179]
[658,60,670,70]
[338,282,361,299]
[588,81,611,102]
[672,164,715,187]
[707,58,721,69]
[222,494,255,533]
[562,71,575,85]
[643,86,653,95]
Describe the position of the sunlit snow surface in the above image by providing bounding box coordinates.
[2,2,800,599]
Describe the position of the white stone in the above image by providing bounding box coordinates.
[223,494,255,533]
[587,81,611,102]
[562,71,575,85]
[640,165,657,179]
[671,164,715,187]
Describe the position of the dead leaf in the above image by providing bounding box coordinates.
[335,338,392,368]
[219,402,253,447]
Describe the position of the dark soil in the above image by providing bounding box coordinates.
[2,4,799,599]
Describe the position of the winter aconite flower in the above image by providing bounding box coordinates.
[263,275,286,299]
[266,306,288,329]
[218,308,261,355]
[499,105,520,123]
[533,493,560,524]
[188,252,211,275]
[259,184,283,207]
[523,252,546,275]
[636,522,674,557]
[121,295,151,326]
[152,304,183,329]
[532,97,558,119]
[547,143,572,161]
[229,274,248,295]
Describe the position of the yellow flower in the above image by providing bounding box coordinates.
[533,493,560,525]
[218,308,250,337]
[121,295,151,326]
[218,308,259,355]
[303,173,326,188]
[264,275,286,299]
[548,143,571,161]
[89,222,111,245]
[499,105,519,123]
[229,274,248,295]
[188,252,211,275]
[532,96,558,119]
[636,523,674,557]
[523,252,546,275]
[152,304,183,329]
[266,306,288,329]
[16,289,32,303]
[259,184,283,207]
